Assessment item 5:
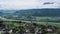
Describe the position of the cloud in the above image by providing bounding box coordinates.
[0,0,60,10]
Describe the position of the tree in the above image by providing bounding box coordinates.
[0,20,5,27]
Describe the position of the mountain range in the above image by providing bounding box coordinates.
[14,9,60,17]
[0,9,60,17]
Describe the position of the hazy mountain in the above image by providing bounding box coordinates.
[0,10,16,13]
[0,12,3,16]
[0,9,60,17]
[14,9,60,17]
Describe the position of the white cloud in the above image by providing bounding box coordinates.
[0,0,60,10]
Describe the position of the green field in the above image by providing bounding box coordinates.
[1,16,60,27]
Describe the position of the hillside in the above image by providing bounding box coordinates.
[14,9,60,17]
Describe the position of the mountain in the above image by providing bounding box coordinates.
[0,10,16,13]
[14,9,60,17]
[0,9,60,17]
[0,12,3,16]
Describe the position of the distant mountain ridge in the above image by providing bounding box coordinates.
[0,9,60,17]
[14,9,60,17]
[0,10,16,13]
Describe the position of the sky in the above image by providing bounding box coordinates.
[0,0,60,10]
